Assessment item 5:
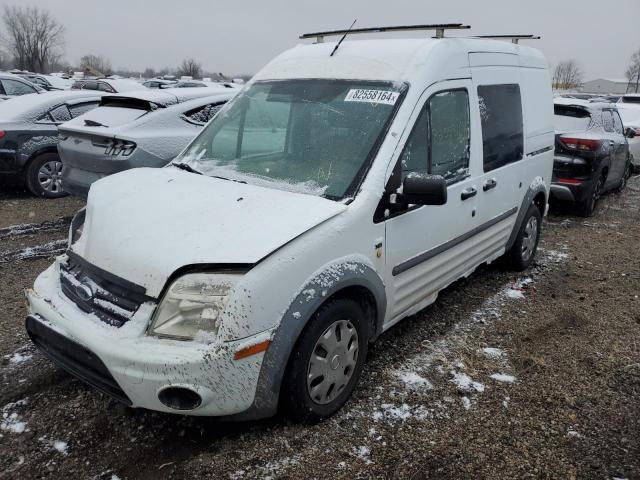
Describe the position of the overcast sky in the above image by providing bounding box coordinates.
[1,0,638,79]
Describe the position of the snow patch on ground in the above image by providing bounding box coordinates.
[1,399,28,434]
[393,370,433,389]
[450,372,485,392]
[490,373,517,383]
[353,445,372,464]
[482,347,506,359]
[53,440,69,455]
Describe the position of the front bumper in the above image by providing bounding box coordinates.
[26,261,270,416]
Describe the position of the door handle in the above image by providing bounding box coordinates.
[461,187,477,200]
[483,178,497,191]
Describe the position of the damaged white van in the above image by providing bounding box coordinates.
[26,25,554,422]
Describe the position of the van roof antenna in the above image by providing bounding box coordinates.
[330,19,357,56]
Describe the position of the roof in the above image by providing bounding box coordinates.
[253,37,547,83]
[99,78,146,93]
[0,90,103,120]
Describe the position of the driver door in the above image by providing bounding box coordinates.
[384,80,482,326]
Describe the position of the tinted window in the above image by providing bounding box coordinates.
[98,82,115,92]
[82,81,98,90]
[2,79,37,96]
[49,104,72,123]
[478,84,523,172]
[185,102,225,124]
[69,102,99,118]
[601,110,614,133]
[612,111,624,135]
[399,89,470,183]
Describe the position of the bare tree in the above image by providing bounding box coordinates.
[1,6,65,73]
[80,54,112,76]
[178,58,202,79]
[552,60,584,90]
[625,48,640,93]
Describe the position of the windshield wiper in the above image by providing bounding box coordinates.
[172,162,202,175]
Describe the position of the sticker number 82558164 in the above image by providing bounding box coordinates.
[344,89,399,105]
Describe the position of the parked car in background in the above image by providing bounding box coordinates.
[19,74,74,91]
[59,88,234,197]
[142,79,177,89]
[0,73,44,101]
[27,33,554,422]
[616,94,640,172]
[551,98,632,216]
[0,90,103,197]
[168,80,239,90]
[71,78,146,93]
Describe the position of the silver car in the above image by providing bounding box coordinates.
[59,88,235,197]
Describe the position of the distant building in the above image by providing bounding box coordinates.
[581,78,638,94]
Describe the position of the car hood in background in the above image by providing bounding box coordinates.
[71,167,346,297]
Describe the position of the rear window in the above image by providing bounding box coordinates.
[621,96,640,104]
[553,105,592,133]
[183,102,225,125]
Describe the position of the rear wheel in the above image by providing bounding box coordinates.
[615,162,631,193]
[506,203,541,271]
[25,153,67,198]
[576,175,603,217]
[281,298,368,423]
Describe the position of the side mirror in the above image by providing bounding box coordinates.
[397,173,447,206]
[625,127,637,139]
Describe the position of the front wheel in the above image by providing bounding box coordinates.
[281,298,369,423]
[25,153,68,199]
[506,203,541,271]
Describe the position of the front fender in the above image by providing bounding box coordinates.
[228,258,386,420]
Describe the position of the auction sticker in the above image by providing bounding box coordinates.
[344,89,399,105]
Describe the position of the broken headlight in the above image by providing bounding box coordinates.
[148,273,242,340]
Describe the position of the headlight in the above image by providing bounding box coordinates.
[148,273,242,340]
[68,208,86,247]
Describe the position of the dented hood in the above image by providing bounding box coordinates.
[71,167,346,297]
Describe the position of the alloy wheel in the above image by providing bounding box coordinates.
[38,160,64,194]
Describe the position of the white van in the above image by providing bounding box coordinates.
[26,28,554,422]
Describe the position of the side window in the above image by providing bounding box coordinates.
[82,81,98,91]
[3,79,37,96]
[184,102,225,125]
[601,110,614,133]
[398,89,470,183]
[49,104,72,123]
[478,84,523,172]
[69,102,99,118]
[612,111,624,135]
[98,82,115,93]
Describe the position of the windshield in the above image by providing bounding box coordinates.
[175,79,405,199]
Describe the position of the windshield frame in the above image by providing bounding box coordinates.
[173,78,409,202]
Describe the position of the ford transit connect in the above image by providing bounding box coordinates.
[25,28,554,422]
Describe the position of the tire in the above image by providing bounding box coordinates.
[615,162,631,193]
[281,298,369,423]
[25,153,68,199]
[506,203,542,271]
[576,175,603,217]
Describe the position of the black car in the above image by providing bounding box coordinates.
[0,90,102,197]
[551,100,634,216]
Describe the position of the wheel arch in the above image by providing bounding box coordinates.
[23,146,60,173]
[226,260,386,420]
[506,178,547,251]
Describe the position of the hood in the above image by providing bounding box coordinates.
[71,167,347,297]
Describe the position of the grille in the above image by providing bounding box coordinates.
[60,253,149,327]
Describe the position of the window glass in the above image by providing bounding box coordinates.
[553,105,592,133]
[69,102,99,118]
[2,79,37,96]
[82,81,98,90]
[184,102,225,124]
[398,89,470,183]
[98,82,114,92]
[49,104,72,123]
[612,111,624,135]
[601,110,614,133]
[478,84,523,172]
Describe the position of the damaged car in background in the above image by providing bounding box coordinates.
[25,25,554,423]
[58,88,236,197]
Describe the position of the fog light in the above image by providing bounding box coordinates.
[158,387,202,410]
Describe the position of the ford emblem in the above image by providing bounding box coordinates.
[75,283,93,302]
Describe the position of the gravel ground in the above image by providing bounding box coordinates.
[0,178,639,480]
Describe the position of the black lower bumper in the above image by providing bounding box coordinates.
[25,315,131,405]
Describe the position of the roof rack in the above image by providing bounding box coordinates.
[474,34,541,44]
[300,23,471,43]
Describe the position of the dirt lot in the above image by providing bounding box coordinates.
[0,178,639,480]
